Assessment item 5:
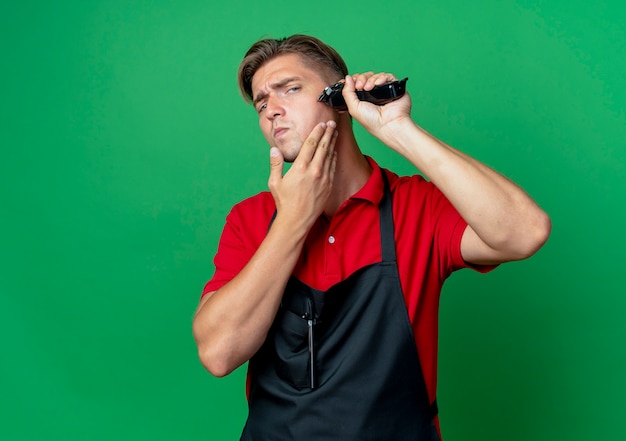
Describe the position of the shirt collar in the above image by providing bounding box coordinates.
[350,156,385,205]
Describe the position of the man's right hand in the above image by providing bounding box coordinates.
[193,120,338,377]
[268,120,338,234]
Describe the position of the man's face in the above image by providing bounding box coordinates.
[251,53,338,162]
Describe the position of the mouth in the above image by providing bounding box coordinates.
[273,127,288,139]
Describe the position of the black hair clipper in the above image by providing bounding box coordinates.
[318,77,408,111]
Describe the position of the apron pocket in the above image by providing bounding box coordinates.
[273,306,312,389]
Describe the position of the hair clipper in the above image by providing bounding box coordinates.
[318,77,408,111]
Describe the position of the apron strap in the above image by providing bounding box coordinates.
[380,171,439,420]
[429,398,439,419]
[379,171,397,263]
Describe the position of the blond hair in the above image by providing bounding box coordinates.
[237,34,349,102]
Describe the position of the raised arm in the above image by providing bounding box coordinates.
[192,122,337,377]
[342,73,551,265]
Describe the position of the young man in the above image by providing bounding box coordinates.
[193,34,551,440]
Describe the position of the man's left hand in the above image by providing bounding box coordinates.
[341,72,413,140]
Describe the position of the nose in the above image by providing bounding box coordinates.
[265,95,284,120]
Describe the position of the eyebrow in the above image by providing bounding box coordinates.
[253,76,301,107]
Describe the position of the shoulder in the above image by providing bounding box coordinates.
[364,157,434,202]
[381,166,461,233]
[225,191,276,233]
[381,167,438,208]
[230,191,275,216]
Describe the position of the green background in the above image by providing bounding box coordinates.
[1,0,624,440]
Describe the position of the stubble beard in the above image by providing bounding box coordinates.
[277,138,304,164]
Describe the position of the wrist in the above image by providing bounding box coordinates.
[271,211,315,244]
[379,117,425,154]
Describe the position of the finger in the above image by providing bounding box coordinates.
[342,75,362,112]
[310,120,337,167]
[268,147,284,189]
[329,127,338,158]
[322,130,339,175]
[352,72,374,89]
[329,151,337,186]
[297,122,327,163]
[364,72,398,90]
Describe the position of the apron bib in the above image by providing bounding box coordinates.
[241,174,439,441]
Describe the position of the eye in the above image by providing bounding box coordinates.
[257,102,267,113]
[287,86,300,93]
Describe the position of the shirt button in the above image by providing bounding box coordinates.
[328,235,336,244]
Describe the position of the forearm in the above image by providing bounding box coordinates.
[192,215,308,377]
[381,118,550,260]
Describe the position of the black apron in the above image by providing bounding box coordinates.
[241,174,439,441]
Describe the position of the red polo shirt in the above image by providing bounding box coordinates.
[203,156,489,409]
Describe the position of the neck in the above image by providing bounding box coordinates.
[323,117,372,216]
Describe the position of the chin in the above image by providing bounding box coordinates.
[282,153,298,164]
[279,143,302,164]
